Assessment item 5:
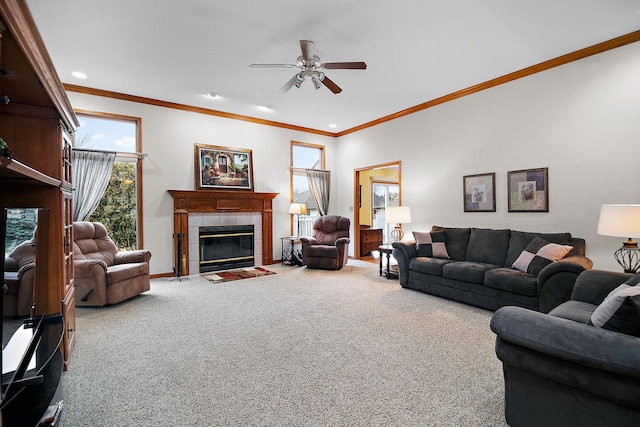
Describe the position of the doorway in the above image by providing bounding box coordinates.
[353,162,401,260]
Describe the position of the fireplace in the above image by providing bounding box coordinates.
[199,225,255,272]
[169,190,278,276]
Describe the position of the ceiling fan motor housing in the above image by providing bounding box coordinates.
[250,40,366,94]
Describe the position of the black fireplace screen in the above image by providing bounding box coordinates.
[199,225,255,273]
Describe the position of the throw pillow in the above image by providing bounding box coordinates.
[413,231,433,257]
[413,230,449,259]
[511,236,573,276]
[590,284,640,337]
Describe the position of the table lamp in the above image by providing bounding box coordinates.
[288,202,307,237]
[597,204,640,273]
[386,206,411,242]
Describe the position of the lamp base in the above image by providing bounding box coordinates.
[614,247,640,274]
[390,226,404,242]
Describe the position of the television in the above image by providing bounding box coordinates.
[1,208,64,426]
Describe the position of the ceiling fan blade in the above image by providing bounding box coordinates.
[300,40,315,61]
[321,75,342,94]
[278,75,298,94]
[323,62,367,70]
[249,64,297,68]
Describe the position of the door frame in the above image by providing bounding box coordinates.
[353,161,402,259]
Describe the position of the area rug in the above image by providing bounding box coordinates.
[201,266,276,283]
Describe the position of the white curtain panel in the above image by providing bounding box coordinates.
[306,169,330,216]
[72,150,116,221]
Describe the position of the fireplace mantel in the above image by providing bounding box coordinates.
[168,190,279,275]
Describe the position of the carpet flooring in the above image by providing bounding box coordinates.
[58,260,508,426]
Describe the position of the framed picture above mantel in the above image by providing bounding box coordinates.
[194,144,253,190]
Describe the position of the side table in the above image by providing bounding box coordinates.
[378,244,398,279]
[280,236,303,266]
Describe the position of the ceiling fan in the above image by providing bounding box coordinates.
[249,40,367,94]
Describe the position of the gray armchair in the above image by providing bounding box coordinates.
[3,237,36,317]
[490,269,640,427]
[73,221,151,306]
[301,215,350,270]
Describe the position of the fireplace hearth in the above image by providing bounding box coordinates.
[199,225,255,273]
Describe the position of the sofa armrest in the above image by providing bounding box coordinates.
[491,306,640,379]
[571,269,634,305]
[536,255,593,313]
[300,237,318,248]
[335,237,350,249]
[115,249,151,264]
[538,255,593,285]
[392,240,417,287]
[16,262,35,280]
[4,256,18,272]
[74,259,108,277]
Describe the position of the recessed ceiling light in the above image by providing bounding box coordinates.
[72,71,88,79]
[258,105,273,112]
[329,124,337,128]
[206,92,221,99]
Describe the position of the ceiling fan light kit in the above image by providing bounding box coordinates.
[249,40,366,94]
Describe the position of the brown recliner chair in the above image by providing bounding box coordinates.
[301,215,350,270]
[3,238,36,317]
[73,221,151,306]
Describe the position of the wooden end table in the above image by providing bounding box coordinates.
[378,244,398,279]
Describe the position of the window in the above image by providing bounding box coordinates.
[75,112,143,250]
[290,142,325,237]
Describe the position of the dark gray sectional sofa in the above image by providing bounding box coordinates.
[490,269,640,426]
[392,226,593,313]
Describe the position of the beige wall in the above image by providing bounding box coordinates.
[335,41,640,271]
[68,92,336,275]
[69,40,640,274]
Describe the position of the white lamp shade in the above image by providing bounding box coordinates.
[386,206,412,224]
[288,203,307,215]
[597,204,640,238]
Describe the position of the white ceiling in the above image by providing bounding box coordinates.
[25,0,640,134]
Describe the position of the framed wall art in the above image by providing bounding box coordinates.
[507,167,548,212]
[194,144,253,190]
[463,172,496,212]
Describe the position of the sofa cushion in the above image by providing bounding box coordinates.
[432,226,471,261]
[484,268,538,296]
[106,262,149,285]
[504,231,572,267]
[413,230,449,259]
[465,228,511,266]
[442,261,498,284]
[410,257,454,276]
[549,300,596,324]
[590,283,640,337]
[512,237,573,276]
[304,245,339,258]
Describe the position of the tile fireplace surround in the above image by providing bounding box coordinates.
[168,190,278,276]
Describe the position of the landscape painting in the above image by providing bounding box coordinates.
[195,144,253,190]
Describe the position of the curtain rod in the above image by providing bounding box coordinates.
[72,147,147,158]
[288,167,330,172]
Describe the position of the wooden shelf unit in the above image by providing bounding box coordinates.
[0,0,79,369]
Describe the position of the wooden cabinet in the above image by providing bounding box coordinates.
[0,0,79,369]
[360,228,383,256]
